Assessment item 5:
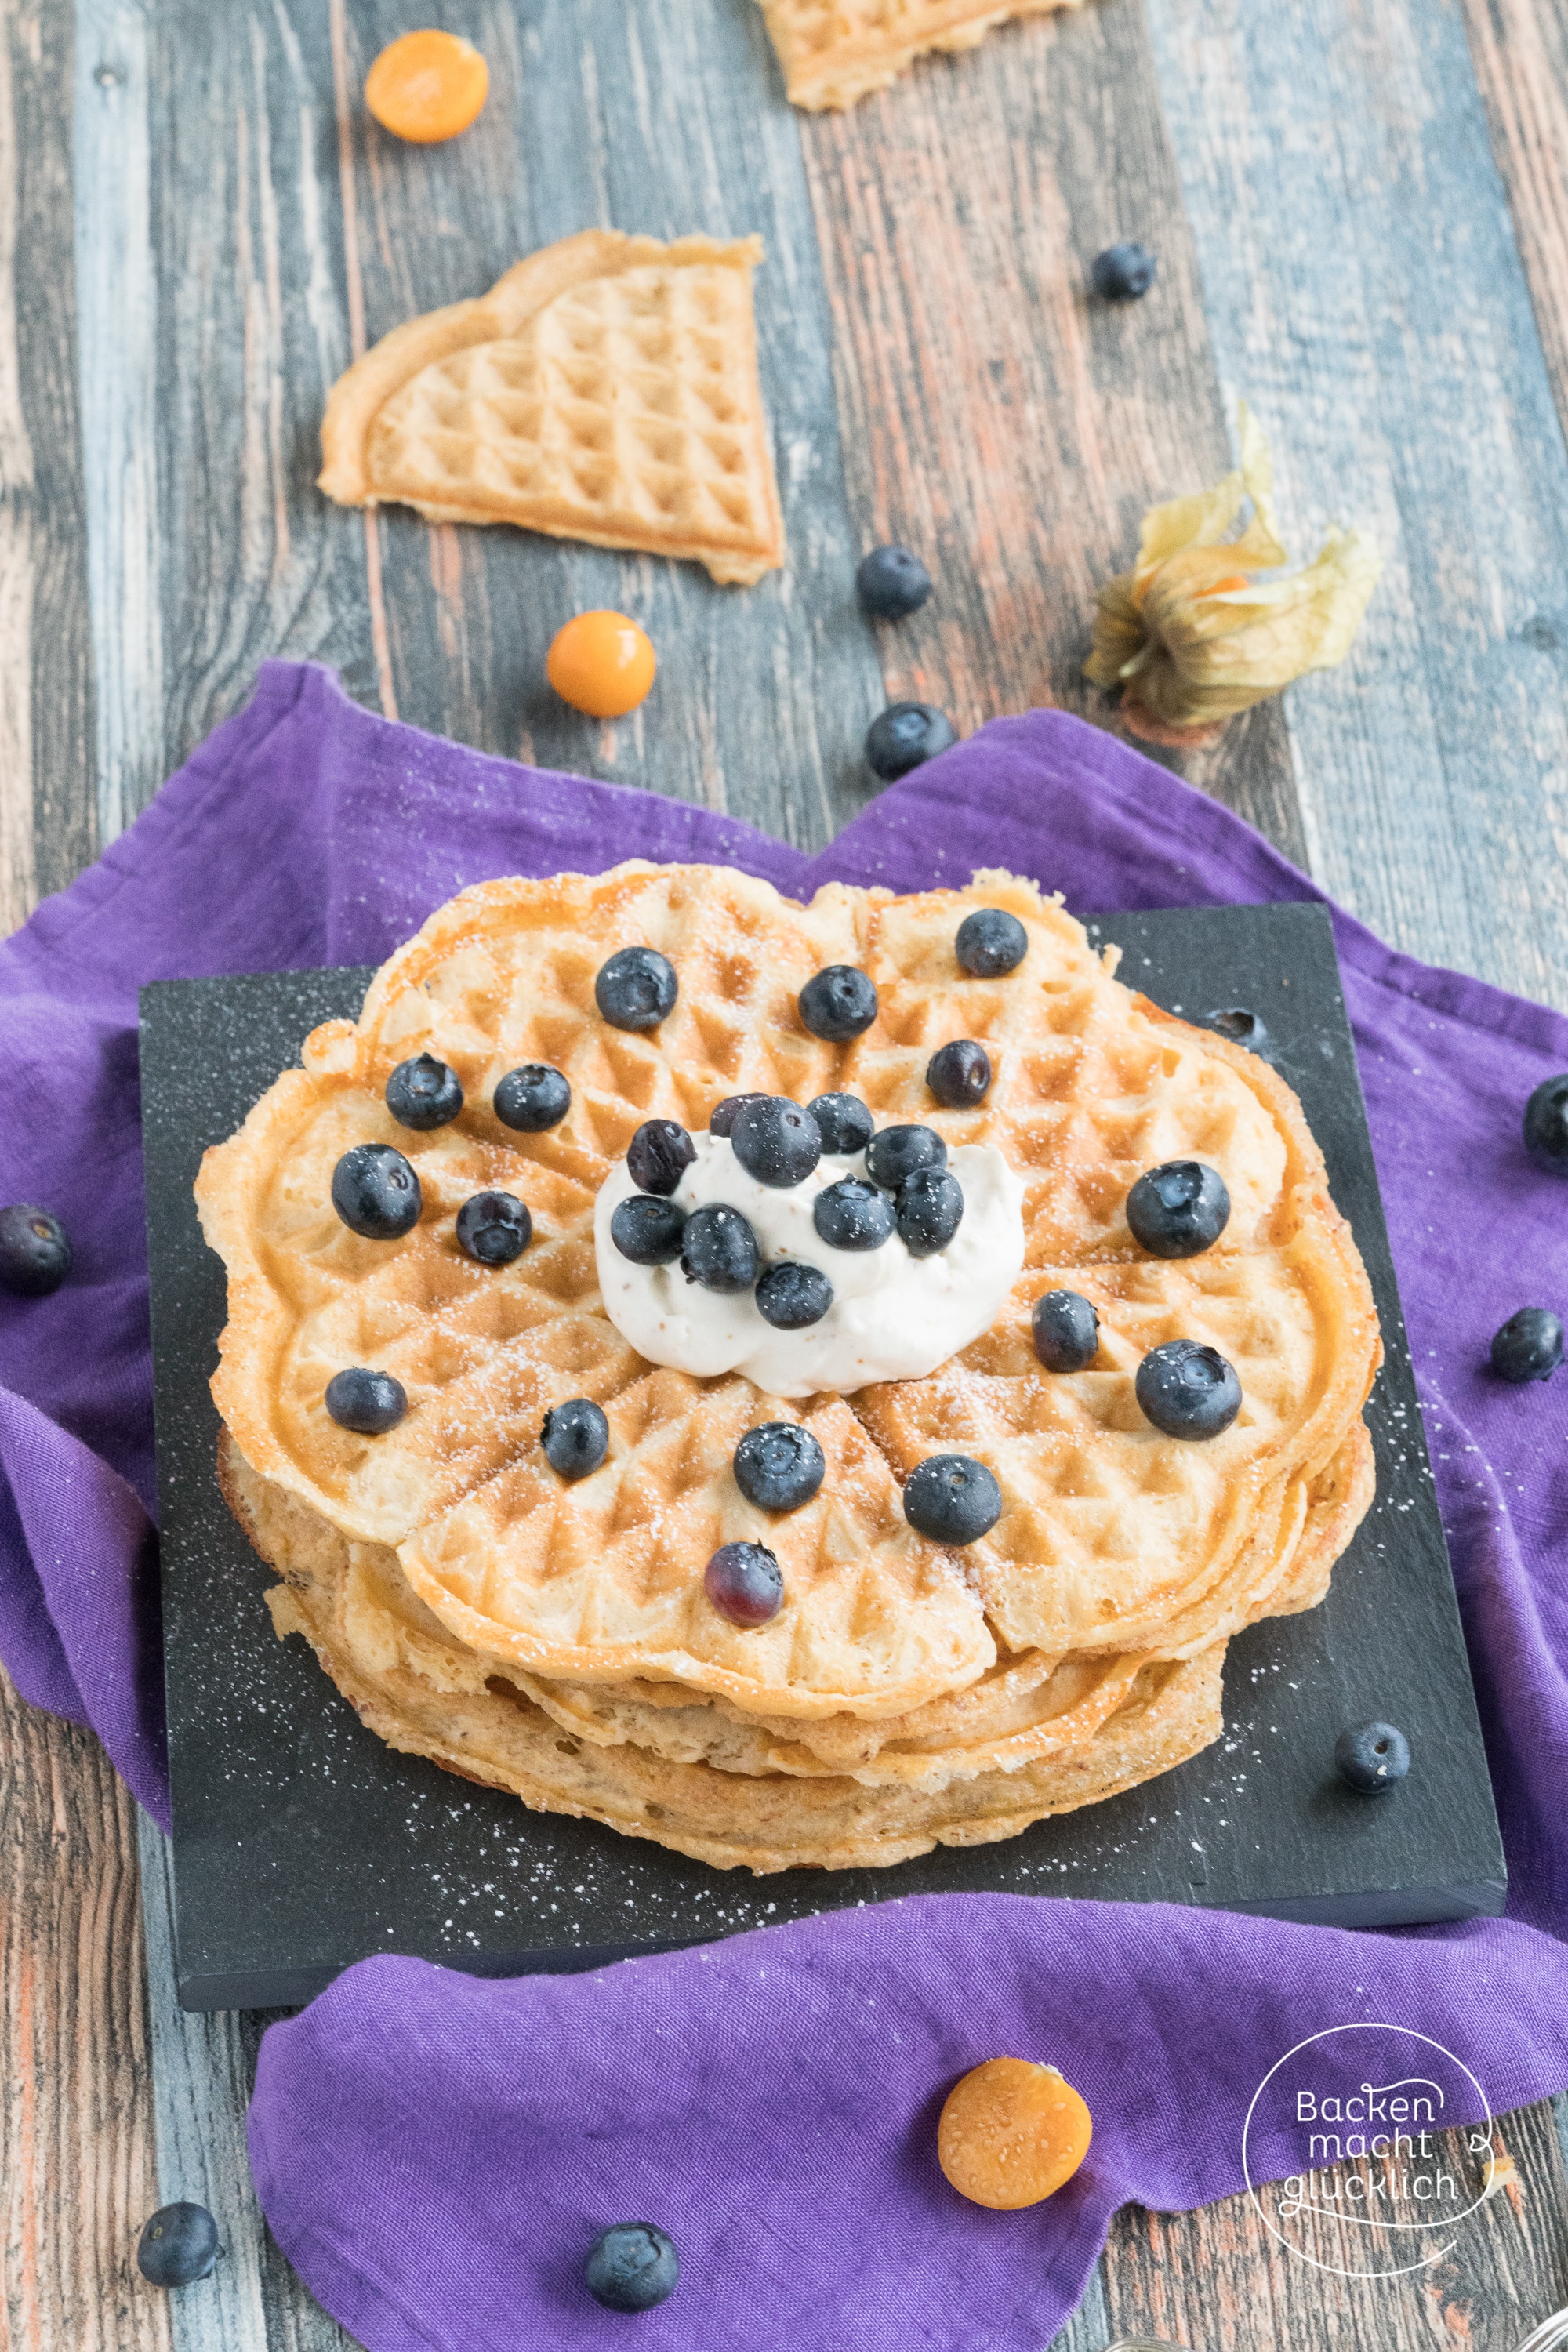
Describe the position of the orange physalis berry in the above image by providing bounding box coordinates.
[546,612,658,719]
[938,2056,1094,2210]
[1198,572,1251,598]
[365,31,489,145]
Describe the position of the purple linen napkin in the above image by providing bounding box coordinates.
[5,661,1568,2348]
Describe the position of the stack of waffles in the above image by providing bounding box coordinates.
[197,862,1380,1872]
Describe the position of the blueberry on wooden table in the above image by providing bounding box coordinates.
[1032,1289,1100,1373]
[330,1144,422,1240]
[866,1123,946,1190]
[136,2201,222,2288]
[325,1367,407,1435]
[1091,241,1157,299]
[679,1202,760,1293]
[1523,1073,1568,1174]
[494,1062,570,1131]
[814,1176,895,1252]
[956,907,1029,977]
[584,2221,680,2313]
[733,1421,826,1511]
[456,1190,532,1265]
[705,1542,784,1628]
[0,1204,72,1296]
[710,1091,770,1137]
[856,543,932,619]
[610,1193,687,1265]
[755,1260,834,1328]
[541,1398,609,1479]
[808,1091,875,1155]
[798,964,879,1041]
[1334,1720,1410,1794]
[903,1454,1002,1544]
[896,1166,965,1257]
[1135,1341,1241,1439]
[927,1038,992,1109]
[731,1096,822,1187]
[865,701,957,781]
[385,1051,463,1130]
[1126,1160,1231,1257]
[1490,1307,1565,1383]
[626,1118,696,1196]
[595,946,677,1033]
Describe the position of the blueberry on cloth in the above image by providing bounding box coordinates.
[808,1091,875,1156]
[1126,1160,1231,1258]
[385,1051,463,1130]
[1134,1341,1241,1439]
[798,964,879,1042]
[1524,1073,1568,1174]
[0,1204,72,1297]
[541,1398,610,1479]
[704,1544,784,1628]
[1490,1307,1565,1384]
[856,543,932,619]
[866,1123,947,1191]
[903,1454,1003,1544]
[626,1119,696,1196]
[1334,1721,1410,1795]
[755,1261,833,1329]
[330,1144,422,1240]
[325,1367,407,1435]
[813,1176,896,1252]
[584,2222,680,2314]
[1091,241,1157,299]
[1032,1289,1100,1373]
[896,1167,964,1257]
[680,1202,760,1293]
[136,2203,222,2289]
[595,946,677,1033]
[610,1194,687,1266]
[955,908,1028,978]
[927,1038,992,1109]
[865,701,957,782]
[494,1063,570,1131]
[1205,1007,1274,1062]
[456,1190,532,1265]
[710,1092,770,1138]
[731,1097,822,1188]
[734,1421,827,1511]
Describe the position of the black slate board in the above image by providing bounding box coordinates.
[140,902,1504,2009]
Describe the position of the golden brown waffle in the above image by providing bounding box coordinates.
[755,0,1083,110]
[318,230,785,586]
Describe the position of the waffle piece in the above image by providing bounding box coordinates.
[223,1436,1223,1871]
[318,230,785,585]
[755,0,1083,110]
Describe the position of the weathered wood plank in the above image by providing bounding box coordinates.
[794,1,1308,865]
[1461,0,1568,469]
[1146,0,1568,1013]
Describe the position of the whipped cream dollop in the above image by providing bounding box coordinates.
[594,1130,1026,1398]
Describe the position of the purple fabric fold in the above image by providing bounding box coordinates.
[5,662,1568,2349]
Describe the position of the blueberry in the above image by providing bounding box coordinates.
[902,1454,1002,1544]
[1334,1720,1410,1795]
[610,1194,687,1266]
[710,1092,770,1138]
[927,1038,992,1109]
[541,1398,610,1479]
[896,1167,964,1257]
[0,1204,72,1297]
[595,946,677,1033]
[755,1261,834,1329]
[1091,241,1157,300]
[1524,1073,1568,1174]
[1205,1007,1275,1062]
[1126,1160,1231,1258]
[866,1123,946,1190]
[798,964,879,1042]
[385,1051,463,1131]
[1135,1341,1241,1439]
[808,1092,875,1156]
[494,1063,570,1131]
[585,2222,680,2314]
[680,1203,760,1293]
[325,1367,407,1435]
[456,1190,532,1265]
[956,908,1028,978]
[733,1421,826,1511]
[866,701,957,782]
[331,1144,422,1240]
[856,543,932,619]
[1490,1307,1564,1384]
[704,1542,784,1627]
[136,2201,222,2289]
[813,1176,896,1252]
[731,1098,822,1189]
[1032,1290,1099,1373]
[626,1119,695,1196]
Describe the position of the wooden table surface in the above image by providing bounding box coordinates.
[5,1,1568,2346]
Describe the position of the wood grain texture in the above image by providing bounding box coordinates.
[793,0,1309,865]
[1463,0,1568,464]
[1146,0,1568,1013]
